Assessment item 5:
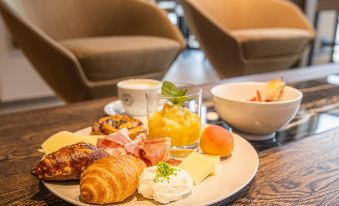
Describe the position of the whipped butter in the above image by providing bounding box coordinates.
[138,166,193,204]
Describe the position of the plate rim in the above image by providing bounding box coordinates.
[205,133,258,205]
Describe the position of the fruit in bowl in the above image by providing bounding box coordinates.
[211,80,302,141]
[249,79,286,102]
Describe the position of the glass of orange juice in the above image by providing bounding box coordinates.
[146,82,202,157]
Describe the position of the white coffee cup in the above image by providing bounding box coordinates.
[117,79,161,116]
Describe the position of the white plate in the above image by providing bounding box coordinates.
[104,100,125,115]
[43,128,259,206]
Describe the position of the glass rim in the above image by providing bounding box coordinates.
[146,82,202,99]
[159,90,202,99]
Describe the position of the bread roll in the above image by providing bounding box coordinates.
[80,155,146,204]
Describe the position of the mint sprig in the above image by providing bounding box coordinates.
[161,81,189,106]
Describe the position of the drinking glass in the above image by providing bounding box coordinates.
[146,83,202,157]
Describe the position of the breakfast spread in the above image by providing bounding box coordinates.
[138,162,193,204]
[250,79,286,102]
[80,155,146,204]
[32,112,230,204]
[32,142,108,181]
[91,115,146,138]
[32,81,239,205]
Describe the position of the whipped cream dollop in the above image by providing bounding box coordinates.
[138,165,193,204]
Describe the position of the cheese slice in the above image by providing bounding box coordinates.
[202,154,220,176]
[178,151,214,185]
[41,131,102,155]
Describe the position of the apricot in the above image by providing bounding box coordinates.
[200,125,234,157]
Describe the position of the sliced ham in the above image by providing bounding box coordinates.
[140,138,171,166]
[125,140,141,157]
[97,128,131,147]
[96,129,171,166]
[97,129,132,156]
[124,132,146,157]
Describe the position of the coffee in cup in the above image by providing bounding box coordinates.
[117,79,161,116]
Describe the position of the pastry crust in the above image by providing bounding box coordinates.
[32,143,108,181]
[80,155,146,204]
[91,115,146,139]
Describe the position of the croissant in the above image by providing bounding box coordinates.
[80,155,146,204]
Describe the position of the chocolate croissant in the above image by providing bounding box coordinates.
[80,155,146,204]
[32,142,108,181]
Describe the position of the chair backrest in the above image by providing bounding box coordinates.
[1,0,156,41]
[182,0,245,77]
[182,0,314,78]
[187,0,242,30]
[187,0,309,30]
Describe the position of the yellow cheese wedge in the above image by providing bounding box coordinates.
[178,151,214,185]
[41,131,102,155]
[202,154,220,176]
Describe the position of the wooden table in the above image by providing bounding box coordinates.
[1,64,339,205]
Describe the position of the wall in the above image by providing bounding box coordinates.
[0,17,54,102]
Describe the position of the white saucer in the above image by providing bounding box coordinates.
[104,100,148,125]
[104,100,125,115]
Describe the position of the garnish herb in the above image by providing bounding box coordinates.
[153,161,178,183]
[161,81,189,106]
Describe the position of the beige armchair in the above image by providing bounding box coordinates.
[0,0,185,102]
[181,0,315,78]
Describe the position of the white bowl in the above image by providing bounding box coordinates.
[211,82,302,140]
